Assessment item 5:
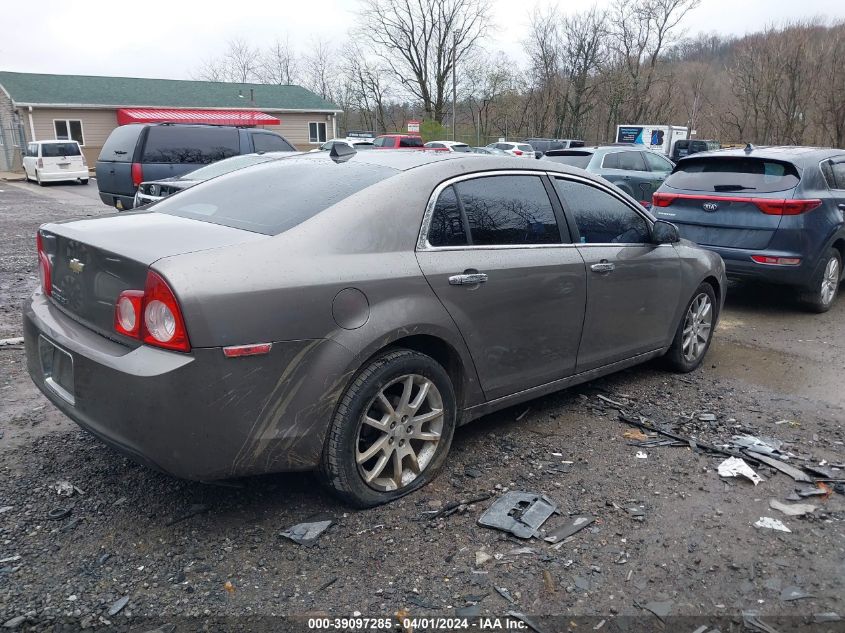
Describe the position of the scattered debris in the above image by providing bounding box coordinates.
[475,551,493,566]
[780,586,814,602]
[623,429,649,441]
[593,619,606,630]
[698,413,717,422]
[754,517,791,532]
[477,492,557,539]
[743,610,783,633]
[516,408,531,421]
[637,599,673,621]
[731,435,782,456]
[769,499,816,517]
[317,577,338,592]
[0,337,24,347]
[165,503,210,526]
[47,507,71,521]
[813,613,841,623]
[494,586,516,604]
[52,481,83,497]
[108,596,129,616]
[795,484,830,498]
[0,555,20,564]
[718,457,763,485]
[430,492,491,519]
[2,615,26,629]
[280,518,333,547]
[541,570,556,593]
[635,451,648,459]
[543,515,595,544]
[597,394,626,408]
[224,580,235,593]
[751,454,813,483]
[506,612,547,633]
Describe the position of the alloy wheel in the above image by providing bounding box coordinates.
[821,256,839,307]
[356,374,444,492]
[682,292,713,362]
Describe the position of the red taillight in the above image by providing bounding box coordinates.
[513,150,523,156]
[131,163,144,188]
[37,158,43,169]
[651,192,822,216]
[36,231,52,296]
[751,255,801,266]
[113,270,190,352]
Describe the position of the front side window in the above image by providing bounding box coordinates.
[456,175,561,245]
[54,119,84,146]
[602,151,646,171]
[142,126,240,164]
[252,133,294,152]
[309,122,327,144]
[428,185,467,247]
[554,178,650,244]
[644,152,673,172]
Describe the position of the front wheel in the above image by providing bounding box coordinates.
[664,283,717,373]
[80,178,89,185]
[319,349,456,508]
[801,248,841,313]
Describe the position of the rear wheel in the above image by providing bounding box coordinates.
[664,283,717,373]
[80,179,89,185]
[319,349,456,508]
[801,248,841,313]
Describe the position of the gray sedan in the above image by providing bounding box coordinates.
[24,150,726,507]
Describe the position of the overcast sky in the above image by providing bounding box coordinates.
[1,0,843,80]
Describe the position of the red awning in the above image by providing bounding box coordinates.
[116,108,280,126]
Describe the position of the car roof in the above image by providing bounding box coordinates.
[34,139,79,144]
[681,145,845,165]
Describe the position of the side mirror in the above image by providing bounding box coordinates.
[652,220,680,244]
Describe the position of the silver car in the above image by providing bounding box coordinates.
[24,150,726,507]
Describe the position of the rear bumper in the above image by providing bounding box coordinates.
[40,169,88,182]
[23,292,354,480]
[98,192,135,210]
[706,245,814,286]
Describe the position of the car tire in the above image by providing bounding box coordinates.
[664,282,717,373]
[800,248,841,313]
[80,179,89,185]
[319,348,456,508]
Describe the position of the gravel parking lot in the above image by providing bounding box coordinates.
[1,182,843,632]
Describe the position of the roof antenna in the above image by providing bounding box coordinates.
[330,142,356,163]
[744,142,754,154]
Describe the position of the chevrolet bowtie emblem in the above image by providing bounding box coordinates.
[68,258,84,274]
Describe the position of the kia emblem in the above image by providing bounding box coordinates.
[702,202,719,212]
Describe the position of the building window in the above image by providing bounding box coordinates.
[54,119,84,146]
[308,121,327,144]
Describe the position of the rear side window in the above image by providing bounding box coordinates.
[252,133,294,152]
[400,136,424,148]
[142,126,240,164]
[545,152,592,169]
[99,125,143,162]
[456,175,560,245]
[644,152,673,172]
[154,158,395,235]
[602,151,646,171]
[665,157,800,193]
[41,143,81,157]
[554,178,650,244]
[821,158,845,189]
[428,186,467,246]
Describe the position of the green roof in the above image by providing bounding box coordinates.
[0,71,341,112]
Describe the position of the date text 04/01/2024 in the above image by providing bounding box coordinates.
[306,616,528,630]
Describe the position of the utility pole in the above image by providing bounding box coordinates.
[452,29,458,142]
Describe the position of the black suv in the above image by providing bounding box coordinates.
[96,124,295,209]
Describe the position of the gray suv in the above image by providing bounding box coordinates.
[95,123,295,210]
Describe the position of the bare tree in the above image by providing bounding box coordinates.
[193,39,261,83]
[358,0,492,123]
[259,38,299,85]
[301,38,338,101]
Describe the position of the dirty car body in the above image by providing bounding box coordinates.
[24,150,725,504]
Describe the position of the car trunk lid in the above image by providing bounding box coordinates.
[40,212,264,339]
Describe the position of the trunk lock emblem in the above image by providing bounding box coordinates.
[68,258,85,274]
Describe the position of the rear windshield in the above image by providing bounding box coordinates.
[178,153,274,181]
[99,125,143,162]
[545,152,592,169]
[399,136,424,148]
[142,126,240,164]
[452,144,470,152]
[154,158,396,235]
[41,143,81,157]
[665,157,800,193]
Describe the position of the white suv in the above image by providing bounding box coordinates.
[22,140,88,185]
[486,141,535,159]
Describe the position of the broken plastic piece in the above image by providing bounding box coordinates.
[477,492,557,539]
[281,518,332,546]
[768,499,816,517]
[742,611,782,633]
[751,454,813,483]
[780,586,814,601]
[718,457,763,485]
[753,517,791,532]
[732,435,782,455]
[544,515,595,544]
[639,600,673,621]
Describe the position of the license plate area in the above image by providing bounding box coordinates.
[39,336,75,405]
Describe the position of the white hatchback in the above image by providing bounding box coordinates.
[486,141,536,159]
[22,141,89,185]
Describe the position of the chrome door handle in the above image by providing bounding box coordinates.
[449,272,488,285]
[590,261,615,274]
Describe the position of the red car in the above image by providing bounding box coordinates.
[372,134,427,149]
